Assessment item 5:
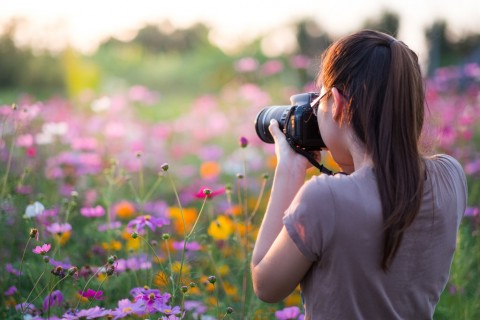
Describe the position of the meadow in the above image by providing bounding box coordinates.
[0,53,479,319]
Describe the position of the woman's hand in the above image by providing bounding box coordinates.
[269,119,320,173]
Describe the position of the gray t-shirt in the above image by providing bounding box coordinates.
[283,154,467,319]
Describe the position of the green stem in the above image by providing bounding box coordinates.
[1,122,18,198]
[86,276,108,309]
[167,172,188,300]
[74,263,108,311]
[22,264,47,314]
[18,237,32,292]
[248,176,268,222]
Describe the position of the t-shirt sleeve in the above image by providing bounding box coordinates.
[434,154,468,223]
[283,176,336,262]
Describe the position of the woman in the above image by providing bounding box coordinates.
[251,30,467,319]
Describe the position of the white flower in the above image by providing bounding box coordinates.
[24,201,45,218]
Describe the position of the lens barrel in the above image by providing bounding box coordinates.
[254,106,290,144]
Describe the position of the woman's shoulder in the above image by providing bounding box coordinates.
[425,154,466,181]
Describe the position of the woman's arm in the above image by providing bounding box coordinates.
[251,120,313,302]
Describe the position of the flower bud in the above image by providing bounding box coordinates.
[68,266,78,276]
[106,265,115,276]
[236,173,244,179]
[263,173,269,180]
[107,255,117,265]
[161,163,169,172]
[203,188,212,195]
[226,307,234,314]
[162,233,170,240]
[29,228,38,239]
[11,103,17,110]
[189,282,197,288]
[207,276,216,284]
[181,286,188,293]
[43,255,50,263]
[70,191,79,199]
[239,136,248,148]
[131,232,138,239]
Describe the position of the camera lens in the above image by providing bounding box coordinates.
[254,106,290,144]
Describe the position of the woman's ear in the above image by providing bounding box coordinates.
[331,87,346,123]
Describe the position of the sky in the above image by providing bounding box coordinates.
[1,0,479,61]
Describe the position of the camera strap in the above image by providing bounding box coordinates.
[284,134,336,175]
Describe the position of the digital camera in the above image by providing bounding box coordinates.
[254,92,326,150]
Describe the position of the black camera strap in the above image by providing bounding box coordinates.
[284,134,336,175]
[282,105,347,176]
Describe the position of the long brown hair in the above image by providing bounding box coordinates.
[320,30,425,271]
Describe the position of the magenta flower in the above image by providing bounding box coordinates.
[79,289,105,300]
[4,286,17,296]
[132,287,172,313]
[275,306,302,319]
[32,243,51,255]
[6,263,22,276]
[46,222,72,235]
[127,215,169,232]
[172,241,202,251]
[43,290,63,311]
[194,187,225,199]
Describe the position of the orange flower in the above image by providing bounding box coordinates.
[54,231,71,246]
[154,271,169,288]
[225,205,242,216]
[200,161,221,180]
[168,207,197,234]
[113,200,136,219]
[208,215,234,241]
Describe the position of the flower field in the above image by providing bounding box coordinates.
[1,58,480,319]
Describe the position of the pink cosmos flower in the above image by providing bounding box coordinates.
[275,306,302,319]
[234,57,259,72]
[46,222,72,235]
[80,205,105,218]
[79,288,105,300]
[32,243,51,255]
[62,306,108,319]
[127,215,169,232]
[172,241,202,251]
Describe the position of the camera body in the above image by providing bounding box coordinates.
[255,92,326,150]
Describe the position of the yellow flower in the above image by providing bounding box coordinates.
[217,264,230,276]
[168,207,197,235]
[200,161,221,180]
[284,285,303,306]
[126,237,140,251]
[113,200,136,219]
[171,261,191,276]
[208,215,234,241]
